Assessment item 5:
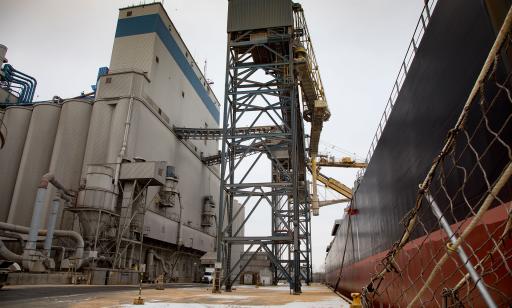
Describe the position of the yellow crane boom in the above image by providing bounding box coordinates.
[317,156,368,168]
[309,156,367,215]
[292,6,366,216]
[316,172,353,199]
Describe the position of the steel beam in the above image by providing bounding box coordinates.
[214,21,310,293]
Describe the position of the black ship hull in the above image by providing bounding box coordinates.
[325,0,512,305]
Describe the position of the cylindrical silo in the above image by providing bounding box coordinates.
[0,109,5,147]
[81,101,115,174]
[0,44,7,65]
[0,106,33,222]
[8,103,61,227]
[40,99,93,229]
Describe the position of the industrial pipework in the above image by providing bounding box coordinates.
[0,173,82,272]
[1,64,37,104]
[113,77,136,191]
[0,222,84,271]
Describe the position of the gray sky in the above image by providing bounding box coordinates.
[1,0,424,271]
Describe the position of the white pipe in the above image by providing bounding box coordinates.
[24,174,74,269]
[43,197,61,257]
[40,173,73,198]
[113,76,135,189]
[151,249,170,274]
[426,194,497,308]
[25,187,46,255]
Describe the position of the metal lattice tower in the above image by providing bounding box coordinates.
[214,0,313,294]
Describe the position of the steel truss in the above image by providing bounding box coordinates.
[214,23,311,294]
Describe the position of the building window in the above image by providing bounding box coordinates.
[155,56,159,63]
[181,91,185,98]
[105,77,112,84]
[126,11,132,17]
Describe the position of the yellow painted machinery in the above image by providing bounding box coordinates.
[309,155,367,216]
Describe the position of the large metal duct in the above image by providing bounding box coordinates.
[0,238,22,262]
[41,99,92,228]
[8,103,61,227]
[0,230,24,262]
[76,164,116,242]
[0,106,33,222]
[0,221,84,269]
[0,222,84,268]
[151,249,170,274]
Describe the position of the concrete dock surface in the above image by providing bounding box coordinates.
[76,283,349,308]
[0,281,348,307]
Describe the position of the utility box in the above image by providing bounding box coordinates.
[227,0,293,32]
[119,161,166,186]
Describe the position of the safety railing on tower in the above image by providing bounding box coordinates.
[361,10,512,307]
[357,0,438,180]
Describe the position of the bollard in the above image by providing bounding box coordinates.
[133,297,144,305]
[133,272,145,305]
[156,274,165,290]
[350,293,362,308]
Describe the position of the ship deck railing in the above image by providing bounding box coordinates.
[357,0,439,180]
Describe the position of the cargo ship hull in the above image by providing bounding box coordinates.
[326,202,511,306]
[325,0,512,305]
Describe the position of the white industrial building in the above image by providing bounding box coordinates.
[0,3,243,285]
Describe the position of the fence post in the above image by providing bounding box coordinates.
[425,194,497,308]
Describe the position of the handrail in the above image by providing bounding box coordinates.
[357,0,438,180]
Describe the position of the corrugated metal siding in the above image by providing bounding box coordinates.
[227,0,293,32]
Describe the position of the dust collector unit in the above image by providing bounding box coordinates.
[158,165,178,208]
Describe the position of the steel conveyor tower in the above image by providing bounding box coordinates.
[214,0,329,294]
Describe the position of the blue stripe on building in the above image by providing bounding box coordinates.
[115,14,220,123]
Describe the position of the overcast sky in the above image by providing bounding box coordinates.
[1,0,424,271]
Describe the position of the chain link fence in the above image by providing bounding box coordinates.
[362,9,512,307]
